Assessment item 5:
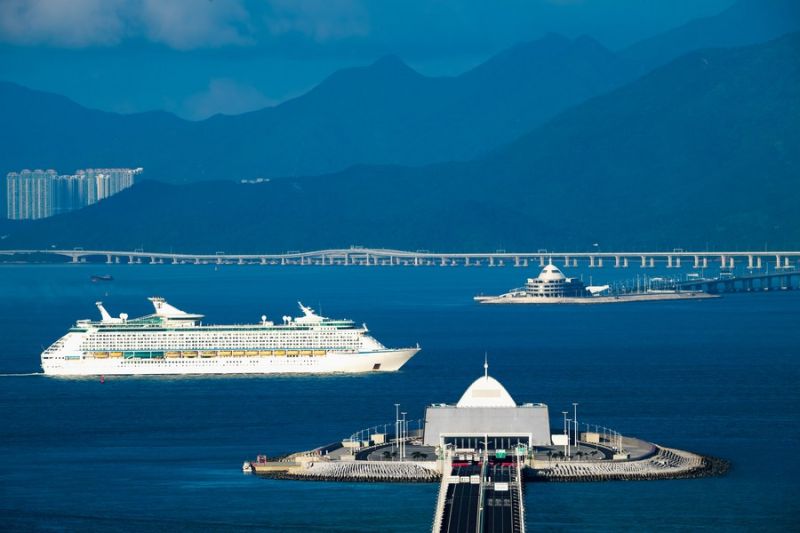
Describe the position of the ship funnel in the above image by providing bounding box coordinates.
[96,301,113,322]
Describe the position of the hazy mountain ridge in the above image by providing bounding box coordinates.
[0,33,624,186]
[2,0,797,194]
[3,33,797,251]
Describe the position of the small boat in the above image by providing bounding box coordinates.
[242,461,253,473]
[90,275,114,282]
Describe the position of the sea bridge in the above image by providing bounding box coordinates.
[669,271,800,293]
[433,451,526,533]
[2,247,800,270]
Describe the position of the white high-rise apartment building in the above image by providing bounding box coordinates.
[5,167,142,219]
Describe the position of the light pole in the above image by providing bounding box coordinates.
[562,411,568,459]
[401,412,407,460]
[573,402,579,448]
[394,403,400,458]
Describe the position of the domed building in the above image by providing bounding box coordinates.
[525,264,587,298]
[422,363,551,450]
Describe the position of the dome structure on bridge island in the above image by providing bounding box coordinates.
[423,361,551,449]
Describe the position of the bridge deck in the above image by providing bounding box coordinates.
[435,461,525,533]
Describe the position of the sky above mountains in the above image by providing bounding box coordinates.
[0,0,735,119]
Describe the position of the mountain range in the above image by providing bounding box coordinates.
[1,0,797,191]
[2,31,798,252]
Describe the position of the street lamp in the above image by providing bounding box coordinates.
[562,411,568,458]
[573,402,579,448]
[394,403,400,457]
[401,412,407,460]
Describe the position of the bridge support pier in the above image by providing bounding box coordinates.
[614,256,620,268]
[640,256,647,268]
[106,254,112,264]
[589,256,595,268]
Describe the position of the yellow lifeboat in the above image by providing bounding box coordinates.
[258,350,272,356]
[182,351,198,358]
[201,351,217,358]
[109,352,123,358]
[94,352,109,359]
[286,350,299,356]
[232,350,245,357]
[274,350,286,356]
[313,350,326,356]
[299,350,312,356]
[218,350,232,357]
[166,351,181,358]
[245,350,259,357]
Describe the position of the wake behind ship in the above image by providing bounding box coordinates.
[41,298,419,376]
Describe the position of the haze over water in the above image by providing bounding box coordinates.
[0,264,798,531]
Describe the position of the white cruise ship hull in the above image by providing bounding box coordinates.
[42,348,419,376]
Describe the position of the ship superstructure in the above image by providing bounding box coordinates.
[41,298,419,376]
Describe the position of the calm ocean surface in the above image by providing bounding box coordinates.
[0,264,798,531]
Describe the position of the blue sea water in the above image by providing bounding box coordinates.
[0,264,798,531]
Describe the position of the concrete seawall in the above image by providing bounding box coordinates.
[476,292,720,304]
[527,446,729,482]
[255,460,441,483]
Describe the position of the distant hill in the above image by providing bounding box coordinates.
[620,0,800,75]
[3,33,797,251]
[0,33,625,184]
[2,0,798,192]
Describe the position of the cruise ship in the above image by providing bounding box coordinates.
[41,298,420,376]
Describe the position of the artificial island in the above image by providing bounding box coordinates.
[244,362,728,532]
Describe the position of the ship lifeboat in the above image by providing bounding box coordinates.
[313,350,326,356]
[274,350,286,356]
[245,350,259,357]
[94,352,109,358]
[109,352,123,358]
[299,350,312,356]
[258,350,272,356]
[166,351,181,358]
[232,350,245,357]
[218,350,232,357]
[286,350,299,356]
[200,351,217,358]
[182,351,198,358]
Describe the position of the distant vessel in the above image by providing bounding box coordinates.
[475,264,717,304]
[90,275,113,282]
[41,298,419,376]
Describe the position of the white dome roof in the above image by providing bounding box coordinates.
[456,375,517,408]
[537,264,566,281]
